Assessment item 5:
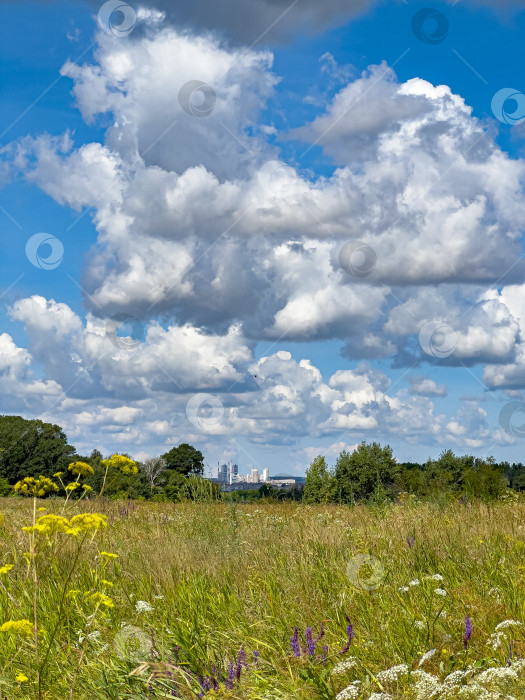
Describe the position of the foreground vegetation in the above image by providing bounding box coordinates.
[1,492,525,699]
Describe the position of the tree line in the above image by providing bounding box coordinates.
[303,441,525,504]
[1,415,524,503]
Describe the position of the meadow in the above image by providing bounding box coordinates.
[1,495,525,699]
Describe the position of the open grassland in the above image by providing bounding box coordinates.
[1,496,525,699]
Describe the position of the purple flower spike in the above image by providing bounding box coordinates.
[253,650,260,665]
[291,626,301,657]
[406,535,415,548]
[463,615,472,649]
[341,616,354,654]
[225,661,235,690]
[236,645,247,680]
[305,627,316,656]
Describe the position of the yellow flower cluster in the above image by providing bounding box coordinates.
[68,461,94,477]
[0,620,33,636]
[100,551,118,559]
[15,673,29,683]
[14,476,58,498]
[22,513,107,538]
[0,564,13,575]
[101,454,138,474]
[86,591,114,608]
[65,482,80,492]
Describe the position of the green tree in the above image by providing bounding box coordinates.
[303,456,335,504]
[161,443,204,476]
[334,442,399,503]
[0,416,76,483]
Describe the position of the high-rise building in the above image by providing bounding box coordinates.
[218,463,229,483]
[262,468,269,482]
[251,468,259,484]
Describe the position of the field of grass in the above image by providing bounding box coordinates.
[1,495,525,699]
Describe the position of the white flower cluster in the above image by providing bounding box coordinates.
[434,588,447,597]
[418,649,437,667]
[336,681,361,699]
[494,619,523,631]
[135,600,154,613]
[377,664,409,683]
[332,658,358,675]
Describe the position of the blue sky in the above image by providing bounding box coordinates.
[1,0,525,473]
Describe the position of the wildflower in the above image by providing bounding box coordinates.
[0,564,13,575]
[65,482,80,491]
[377,664,409,682]
[332,658,358,675]
[336,685,360,700]
[341,616,354,654]
[67,590,81,598]
[101,454,138,475]
[414,620,426,630]
[419,649,437,666]
[68,461,94,477]
[431,574,444,581]
[434,588,447,597]
[291,626,300,656]
[82,484,92,492]
[100,551,118,559]
[15,673,29,682]
[409,579,420,586]
[135,600,154,613]
[305,627,315,656]
[88,592,114,608]
[406,535,415,548]
[22,514,73,537]
[68,513,107,534]
[100,580,113,587]
[0,619,33,636]
[235,646,247,680]
[463,615,473,649]
[253,650,259,665]
[399,586,409,593]
[14,476,58,497]
[53,472,63,478]
[495,619,523,631]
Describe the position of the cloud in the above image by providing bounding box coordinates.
[408,376,448,398]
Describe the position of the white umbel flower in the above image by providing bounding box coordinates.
[135,600,154,613]
[377,664,409,683]
[418,649,437,667]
